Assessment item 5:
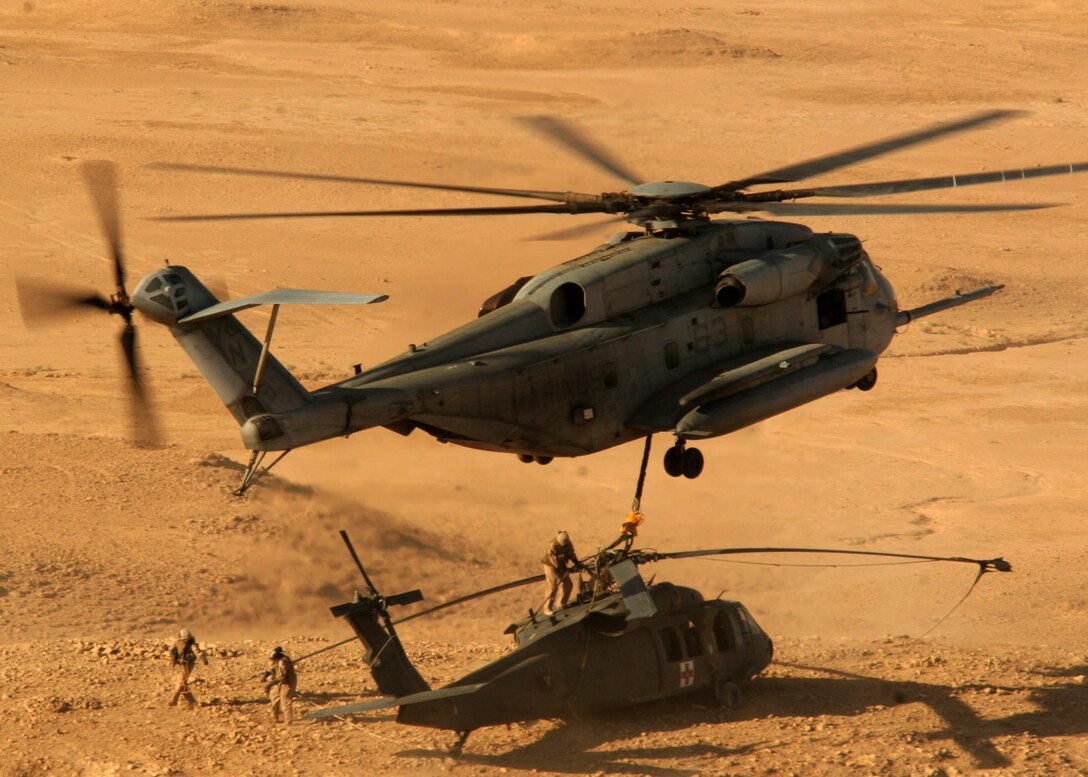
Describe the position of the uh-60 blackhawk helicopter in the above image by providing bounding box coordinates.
[19,110,1086,491]
[300,530,1011,754]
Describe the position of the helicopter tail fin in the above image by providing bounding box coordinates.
[130,265,387,447]
[331,592,430,697]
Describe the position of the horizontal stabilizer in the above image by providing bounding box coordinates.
[179,288,388,325]
[304,682,488,720]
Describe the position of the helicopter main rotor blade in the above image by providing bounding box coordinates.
[340,530,380,598]
[750,161,1088,201]
[648,547,1011,571]
[147,162,589,204]
[388,545,1009,628]
[519,115,643,187]
[151,202,613,222]
[525,215,629,241]
[718,201,1058,217]
[392,573,545,626]
[82,160,129,300]
[722,109,1021,191]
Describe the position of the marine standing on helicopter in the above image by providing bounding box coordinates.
[168,628,208,707]
[542,531,581,613]
[262,645,298,724]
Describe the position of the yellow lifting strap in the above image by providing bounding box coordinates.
[622,510,644,538]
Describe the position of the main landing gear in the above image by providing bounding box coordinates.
[517,454,554,465]
[663,441,703,479]
[851,366,878,392]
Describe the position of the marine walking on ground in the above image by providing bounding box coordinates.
[263,645,298,724]
[168,628,208,707]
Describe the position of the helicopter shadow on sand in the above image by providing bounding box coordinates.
[397,699,766,777]
[394,661,1087,773]
[752,660,1088,770]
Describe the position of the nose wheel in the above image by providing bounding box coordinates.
[664,443,704,479]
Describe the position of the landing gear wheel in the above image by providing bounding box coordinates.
[663,446,684,477]
[681,447,704,479]
[517,454,534,464]
[854,367,878,392]
[534,455,553,465]
[714,679,742,709]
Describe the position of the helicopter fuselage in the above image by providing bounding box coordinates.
[327,578,773,733]
[132,215,922,480]
[315,218,897,455]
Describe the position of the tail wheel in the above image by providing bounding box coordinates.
[714,679,742,709]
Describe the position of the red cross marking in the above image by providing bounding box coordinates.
[679,659,695,688]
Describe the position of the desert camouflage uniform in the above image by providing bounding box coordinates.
[541,532,579,612]
[168,630,207,707]
[264,649,298,724]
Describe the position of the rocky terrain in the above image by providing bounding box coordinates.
[2,0,1088,774]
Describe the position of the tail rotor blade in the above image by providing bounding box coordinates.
[82,160,128,299]
[120,322,139,381]
[15,276,111,326]
[120,323,162,445]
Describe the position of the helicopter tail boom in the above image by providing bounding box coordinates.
[132,267,311,436]
[331,593,431,698]
[131,265,390,451]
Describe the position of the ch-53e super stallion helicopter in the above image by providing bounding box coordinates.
[19,110,1086,492]
[301,531,1010,754]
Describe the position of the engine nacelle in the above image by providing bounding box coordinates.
[714,234,863,308]
[715,244,824,308]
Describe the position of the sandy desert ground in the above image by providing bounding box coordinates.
[2,1,1088,774]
